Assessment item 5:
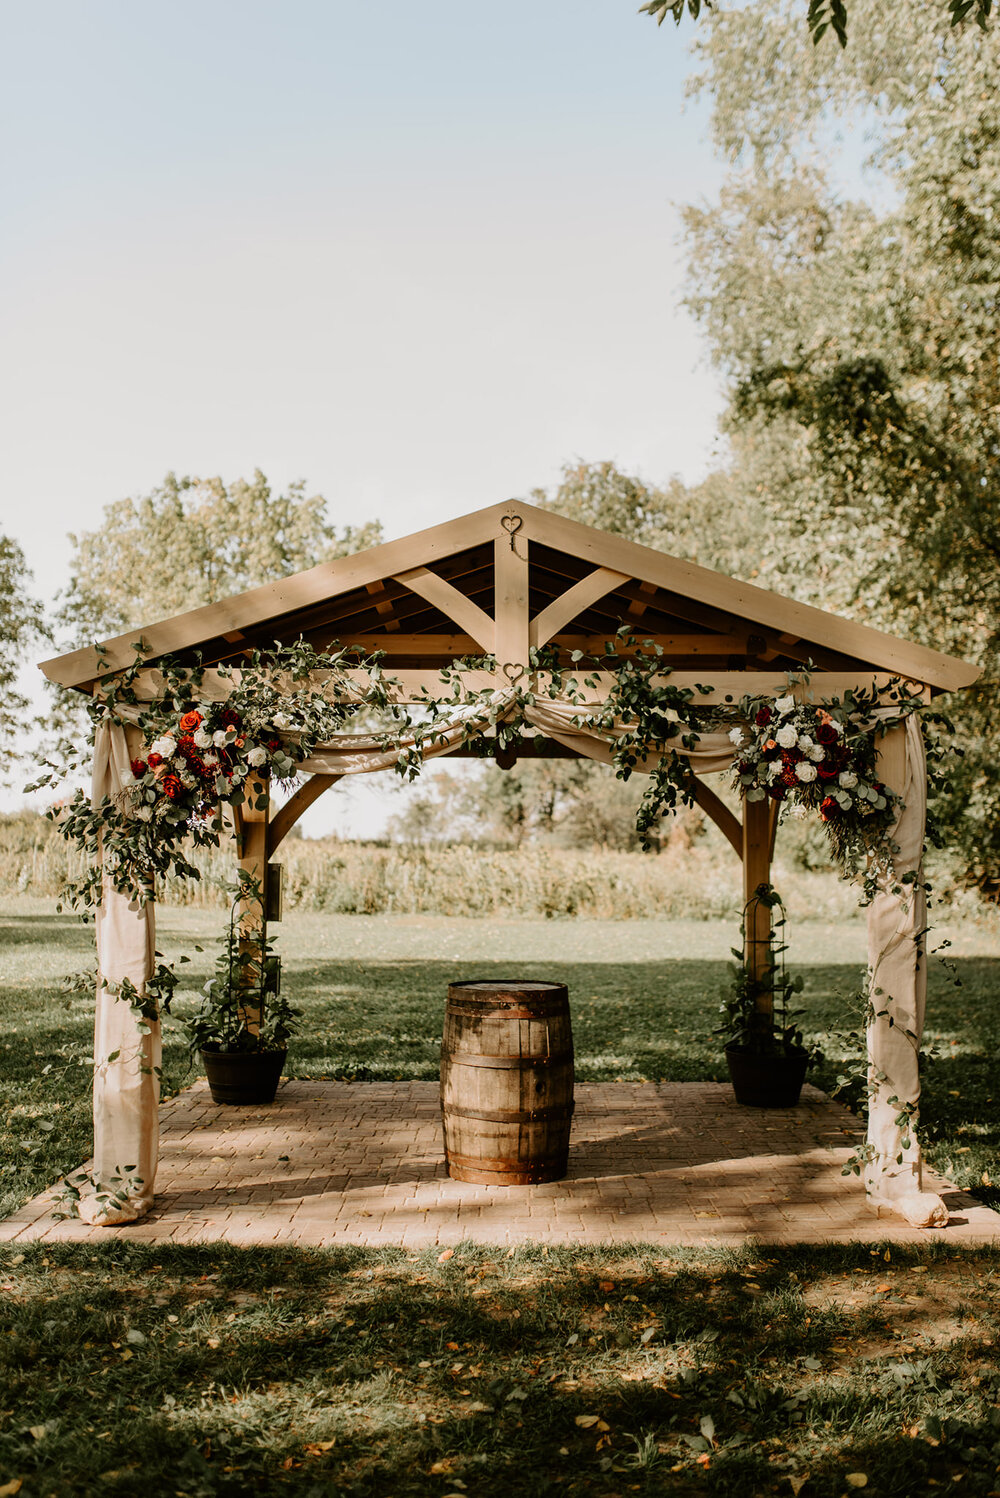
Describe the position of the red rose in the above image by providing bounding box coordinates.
[755,706,772,727]
[130,758,147,777]
[147,752,163,769]
[817,723,838,745]
[767,783,786,801]
[161,774,183,800]
[221,708,241,727]
[820,796,840,822]
[179,710,202,733]
[817,762,839,780]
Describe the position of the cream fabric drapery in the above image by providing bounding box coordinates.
[81,719,160,1225]
[90,689,942,1228]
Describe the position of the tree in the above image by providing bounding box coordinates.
[58,470,383,643]
[680,0,1000,889]
[639,0,991,52]
[387,757,661,851]
[0,534,45,773]
[530,459,753,577]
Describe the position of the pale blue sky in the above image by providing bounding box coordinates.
[2,0,727,827]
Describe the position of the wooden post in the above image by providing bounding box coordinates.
[494,509,530,669]
[234,771,269,1031]
[742,795,773,1031]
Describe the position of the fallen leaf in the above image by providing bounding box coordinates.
[429,1459,456,1474]
[598,1281,615,1293]
[846,1476,868,1489]
[29,1426,47,1441]
[575,1414,600,1428]
[0,1482,23,1497]
[700,1415,715,1442]
[125,1329,146,1346]
[446,1341,460,1351]
[304,1440,336,1454]
[875,1284,891,1294]
[206,1338,220,1349]
[467,1401,493,1413]
[641,1327,657,1344]
[438,1249,454,1263]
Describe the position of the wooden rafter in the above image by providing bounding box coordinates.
[392,567,495,652]
[529,567,631,648]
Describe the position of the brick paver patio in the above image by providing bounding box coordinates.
[2,1080,997,1247]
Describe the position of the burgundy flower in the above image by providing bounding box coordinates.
[817,723,838,746]
[817,762,840,780]
[754,706,772,727]
[147,752,163,769]
[161,774,183,801]
[130,758,147,778]
[221,708,241,728]
[767,783,786,801]
[820,796,840,822]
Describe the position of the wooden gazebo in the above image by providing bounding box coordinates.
[41,500,979,1229]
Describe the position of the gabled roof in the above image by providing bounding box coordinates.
[40,499,979,696]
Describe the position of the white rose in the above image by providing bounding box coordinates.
[795,761,818,783]
[797,734,814,752]
[774,694,796,716]
[839,771,858,789]
[728,726,746,747]
[272,712,291,731]
[212,730,228,748]
[193,729,213,749]
[808,744,825,762]
[150,734,176,759]
[776,726,798,749]
[767,759,784,781]
[247,746,269,767]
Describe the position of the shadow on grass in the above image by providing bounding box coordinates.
[2,1241,1000,1496]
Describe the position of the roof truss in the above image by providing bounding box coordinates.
[40,499,979,697]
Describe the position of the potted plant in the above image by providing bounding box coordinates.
[184,873,300,1105]
[717,884,819,1108]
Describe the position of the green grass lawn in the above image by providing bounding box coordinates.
[2,1239,1000,1496]
[3,896,1000,1496]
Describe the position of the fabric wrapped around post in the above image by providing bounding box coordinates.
[864,713,947,1228]
[79,718,160,1226]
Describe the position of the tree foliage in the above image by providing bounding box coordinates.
[58,470,383,644]
[639,0,991,50]
[0,535,45,769]
[530,458,753,578]
[682,0,1000,890]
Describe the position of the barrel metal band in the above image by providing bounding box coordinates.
[444,1051,574,1070]
[445,1101,575,1124]
[446,1150,568,1173]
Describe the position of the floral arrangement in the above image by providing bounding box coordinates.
[124,701,298,831]
[32,640,399,909]
[727,687,904,886]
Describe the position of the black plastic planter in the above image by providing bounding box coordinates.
[724,1043,808,1108]
[201,1047,287,1105]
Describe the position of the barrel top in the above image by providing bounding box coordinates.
[448,980,566,994]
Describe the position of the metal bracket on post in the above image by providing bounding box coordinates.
[266,863,284,923]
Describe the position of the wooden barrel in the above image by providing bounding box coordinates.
[440,980,574,1185]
